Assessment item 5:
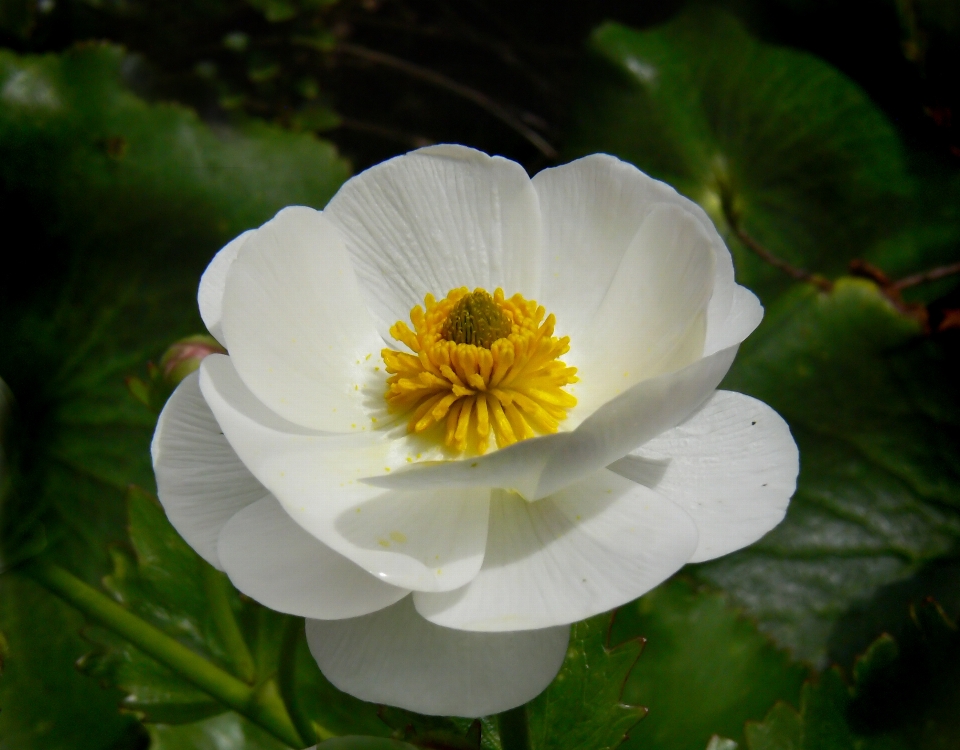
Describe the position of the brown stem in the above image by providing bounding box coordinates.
[332,42,558,158]
[336,117,434,149]
[722,202,833,291]
[891,261,960,291]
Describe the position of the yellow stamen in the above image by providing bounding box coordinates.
[382,287,578,453]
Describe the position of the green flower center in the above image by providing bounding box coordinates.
[440,289,513,349]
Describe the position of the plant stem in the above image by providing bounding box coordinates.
[202,565,257,684]
[498,705,530,750]
[718,187,832,292]
[891,260,960,291]
[24,558,305,748]
[278,615,335,745]
[333,42,558,159]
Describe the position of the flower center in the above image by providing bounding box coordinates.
[382,287,578,454]
[441,289,512,348]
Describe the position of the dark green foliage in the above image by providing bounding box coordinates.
[746,599,960,750]
[2,3,960,750]
[572,8,959,302]
[699,280,960,663]
[613,578,807,750]
[0,41,348,749]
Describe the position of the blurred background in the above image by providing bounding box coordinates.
[1,1,959,749]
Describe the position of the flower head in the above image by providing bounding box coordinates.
[152,146,798,717]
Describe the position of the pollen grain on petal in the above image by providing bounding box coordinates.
[382,287,578,454]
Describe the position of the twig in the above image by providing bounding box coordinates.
[349,16,557,96]
[891,260,960,291]
[336,117,434,149]
[332,42,558,158]
[848,259,929,328]
[720,197,833,291]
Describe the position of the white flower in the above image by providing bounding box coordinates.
[152,146,798,718]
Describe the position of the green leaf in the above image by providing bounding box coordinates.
[746,598,960,750]
[612,578,807,750]
[572,8,958,301]
[0,42,349,749]
[695,279,960,663]
[526,613,644,750]
[148,712,292,750]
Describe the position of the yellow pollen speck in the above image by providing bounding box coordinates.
[365,354,372,361]
[377,539,390,548]
[389,531,407,543]
[384,467,391,472]
[381,286,578,454]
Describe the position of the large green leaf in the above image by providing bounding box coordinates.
[572,7,959,301]
[612,578,807,750]
[696,279,960,663]
[0,42,348,750]
[527,613,644,750]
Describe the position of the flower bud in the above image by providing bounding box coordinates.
[159,335,227,387]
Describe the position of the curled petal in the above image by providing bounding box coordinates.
[569,203,716,420]
[221,206,384,431]
[197,230,252,348]
[533,153,762,355]
[366,344,738,500]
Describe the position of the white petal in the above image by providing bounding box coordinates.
[367,344,738,501]
[217,496,408,619]
[704,284,763,357]
[609,390,798,562]
[197,230,252,348]
[305,596,569,717]
[199,354,490,592]
[324,145,543,341]
[533,153,762,360]
[415,469,697,631]
[221,206,384,431]
[151,371,266,570]
[570,203,715,418]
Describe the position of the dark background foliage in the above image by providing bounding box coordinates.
[1,1,959,749]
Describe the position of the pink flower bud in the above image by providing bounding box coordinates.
[159,335,226,387]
